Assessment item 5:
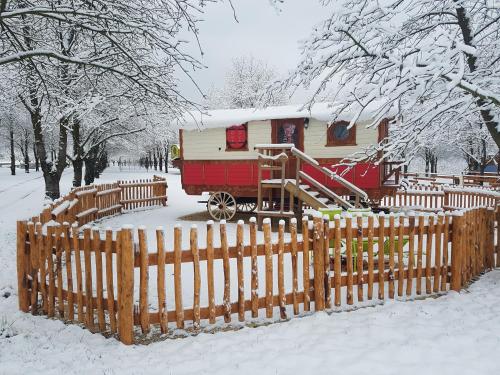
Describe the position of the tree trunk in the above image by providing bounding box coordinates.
[159,150,163,172]
[72,158,83,187]
[431,155,438,174]
[165,145,169,173]
[44,172,61,200]
[480,137,487,176]
[9,126,15,176]
[21,9,67,199]
[84,158,96,185]
[23,134,30,173]
[33,142,39,171]
[424,150,430,176]
[32,114,68,199]
[455,4,500,148]
[23,153,29,173]
[71,117,83,187]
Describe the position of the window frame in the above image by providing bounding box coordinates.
[225,123,249,151]
[326,121,357,146]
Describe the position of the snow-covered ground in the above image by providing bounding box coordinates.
[1,166,499,374]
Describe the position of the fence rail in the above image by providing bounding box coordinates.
[17,204,498,345]
[403,172,500,188]
[16,175,499,345]
[31,176,167,226]
[381,185,499,212]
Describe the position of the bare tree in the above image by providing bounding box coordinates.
[1,0,228,198]
[449,116,498,174]
[274,0,500,164]
[0,93,28,175]
[15,125,31,173]
[207,56,289,109]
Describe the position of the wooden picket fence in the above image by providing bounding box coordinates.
[17,202,498,345]
[403,172,500,188]
[31,176,167,226]
[381,185,499,212]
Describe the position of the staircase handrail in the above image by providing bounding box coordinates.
[290,147,368,202]
[298,171,354,209]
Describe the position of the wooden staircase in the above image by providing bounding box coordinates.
[256,144,369,225]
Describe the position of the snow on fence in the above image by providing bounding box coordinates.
[17,203,498,345]
[380,185,499,212]
[403,172,500,188]
[33,176,167,226]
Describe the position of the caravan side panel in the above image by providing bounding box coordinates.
[304,119,378,159]
[182,120,271,160]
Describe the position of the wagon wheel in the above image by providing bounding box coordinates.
[236,201,257,213]
[207,191,237,221]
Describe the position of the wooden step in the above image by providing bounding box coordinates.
[284,182,329,210]
[317,197,329,205]
[261,178,295,188]
[256,210,296,218]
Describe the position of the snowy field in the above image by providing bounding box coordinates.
[1,166,500,374]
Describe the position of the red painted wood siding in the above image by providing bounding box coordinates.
[182,161,379,189]
[204,164,226,185]
[227,163,253,185]
[183,163,204,185]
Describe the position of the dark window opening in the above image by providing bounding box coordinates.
[327,121,356,146]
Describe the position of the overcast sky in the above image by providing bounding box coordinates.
[178,0,326,105]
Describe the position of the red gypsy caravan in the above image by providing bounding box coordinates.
[175,103,401,221]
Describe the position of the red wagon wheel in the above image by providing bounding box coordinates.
[207,191,237,221]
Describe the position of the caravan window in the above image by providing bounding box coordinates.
[226,124,248,151]
[327,121,356,146]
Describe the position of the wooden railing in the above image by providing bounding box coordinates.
[403,172,500,188]
[255,145,368,221]
[381,185,499,212]
[382,161,402,185]
[17,204,498,345]
[290,147,367,207]
[256,144,292,218]
[119,175,168,210]
[32,176,167,226]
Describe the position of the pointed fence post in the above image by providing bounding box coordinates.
[450,212,464,292]
[17,221,30,312]
[118,225,135,345]
[487,207,495,271]
[313,214,325,311]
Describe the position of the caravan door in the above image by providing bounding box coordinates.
[271,118,304,179]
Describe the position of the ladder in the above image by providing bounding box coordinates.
[255,144,369,225]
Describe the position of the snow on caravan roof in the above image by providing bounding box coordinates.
[181,102,388,130]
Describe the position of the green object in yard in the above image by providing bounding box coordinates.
[319,207,343,251]
[349,237,409,254]
[318,207,343,220]
[383,237,409,254]
[349,236,409,272]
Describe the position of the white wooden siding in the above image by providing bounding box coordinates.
[304,119,378,158]
[183,120,271,160]
[182,118,378,160]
